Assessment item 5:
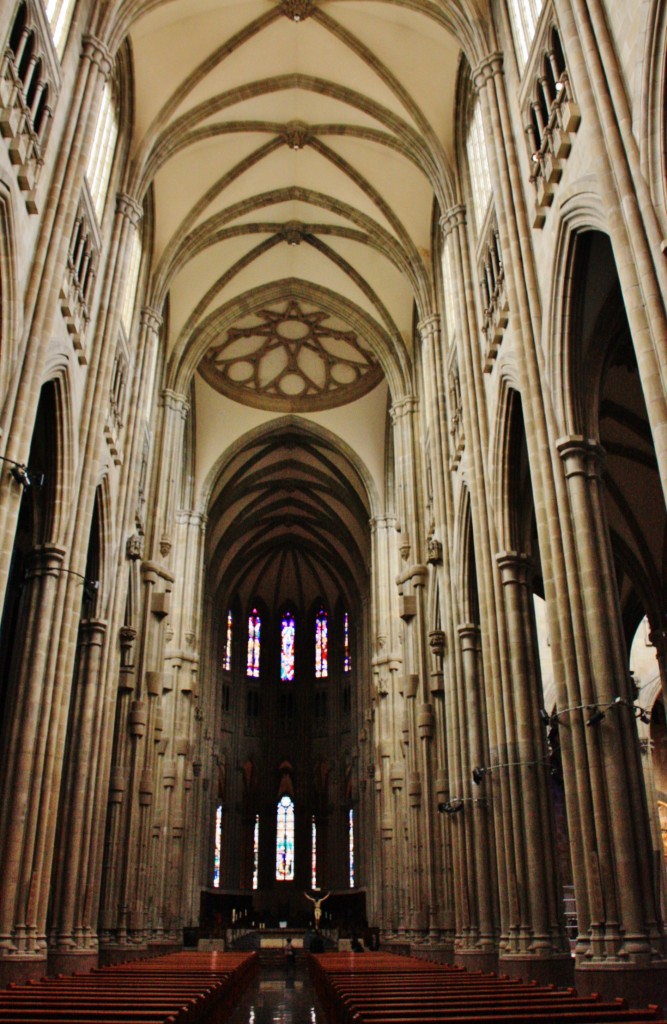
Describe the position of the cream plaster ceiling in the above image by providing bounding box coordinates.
[128,0,462,391]
[123,0,467,609]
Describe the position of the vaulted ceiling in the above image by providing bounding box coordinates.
[118,0,478,611]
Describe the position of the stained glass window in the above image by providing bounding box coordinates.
[213,804,222,888]
[86,81,118,221]
[45,0,76,57]
[252,814,259,890]
[247,608,261,677]
[466,101,492,236]
[348,808,355,887]
[507,0,545,70]
[315,609,328,678]
[281,610,296,681]
[224,610,233,671]
[276,795,295,881]
[311,816,317,889]
[344,611,351,673]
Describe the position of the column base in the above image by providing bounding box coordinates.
[98,944,149,967]
[47,950,98,978]
[0,955,47,987]
[575,961,667,1009]
[499,954,574,987]
[454,948,498,974]
[148,941,182,957]
[410,943,454,965]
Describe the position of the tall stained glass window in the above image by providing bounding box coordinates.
[224,610,233,671]
[252,814,259,890]
[247,608,261,677]
[465,101,492,236]
[276,795,295,881]
[344,611,351,673]
[315,609,328,678]
[507,0,545,71]
[280,610,296,681]
[348,808,355,887]
[213,804,222,887]
[311,816,317,889]
[86,81,118,221]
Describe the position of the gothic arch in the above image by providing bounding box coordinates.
[639,0,667,224]
[545,190,608,437]
[199,413,380,521]
[0,182,19,420]
[454,485,479,625]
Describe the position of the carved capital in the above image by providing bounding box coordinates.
[116,193,143,226]
[140,306,163,333]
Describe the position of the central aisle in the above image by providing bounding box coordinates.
[224,965,326,1023]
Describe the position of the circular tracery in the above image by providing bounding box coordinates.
[199,299,383,411]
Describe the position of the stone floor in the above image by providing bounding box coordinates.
[224,965,326,1023]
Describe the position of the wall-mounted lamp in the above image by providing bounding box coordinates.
[438,800,464,814]
[1,454,44,490]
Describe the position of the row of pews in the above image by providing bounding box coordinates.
[308,952,665,1024]
[0,950,258,1023]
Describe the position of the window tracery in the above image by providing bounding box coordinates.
[224,610,233,672]
[315,608,328,678]
[522,23,580,226]
[465,101,492,236]
[276,795,295,881]
[60,189,100,360]
[86,79,118,222]
[479,218,509,370]
[507,0,545,71]
[247,608,261,678]
[281,610,296,681]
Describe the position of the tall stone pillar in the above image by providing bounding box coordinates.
[494,552,571,982]
[556,436,666,997]
[418,312,455,952]
[48,620,107,974]
[0,545,66,983]
[452,624,498,971]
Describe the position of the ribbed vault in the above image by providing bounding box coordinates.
[206,424,372,613]
[110,0,476,396]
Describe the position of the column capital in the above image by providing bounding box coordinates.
[116,193,143,226]
[161,389,190,417]
[390,394,418,421]
[440,204,467,236]
[81,35,114,78]
[140,306,163,333]
[457,622,481,648]
[556,435,605,478]
[369,514,397,533]
[417,313,441,341]
[472,51,504,92]
[24,544,67,580]
[495,550,533,584]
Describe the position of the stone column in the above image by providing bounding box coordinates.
[557,0,667,498]
[0,545,66,983]
[418,312,455,952]
[453,624,498,971]
[48,620,107,974]
[557,436,665,993]
[1,33,113,487]
[494,552,570,981]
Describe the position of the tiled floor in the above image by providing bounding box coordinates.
[225,966,326,1023]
